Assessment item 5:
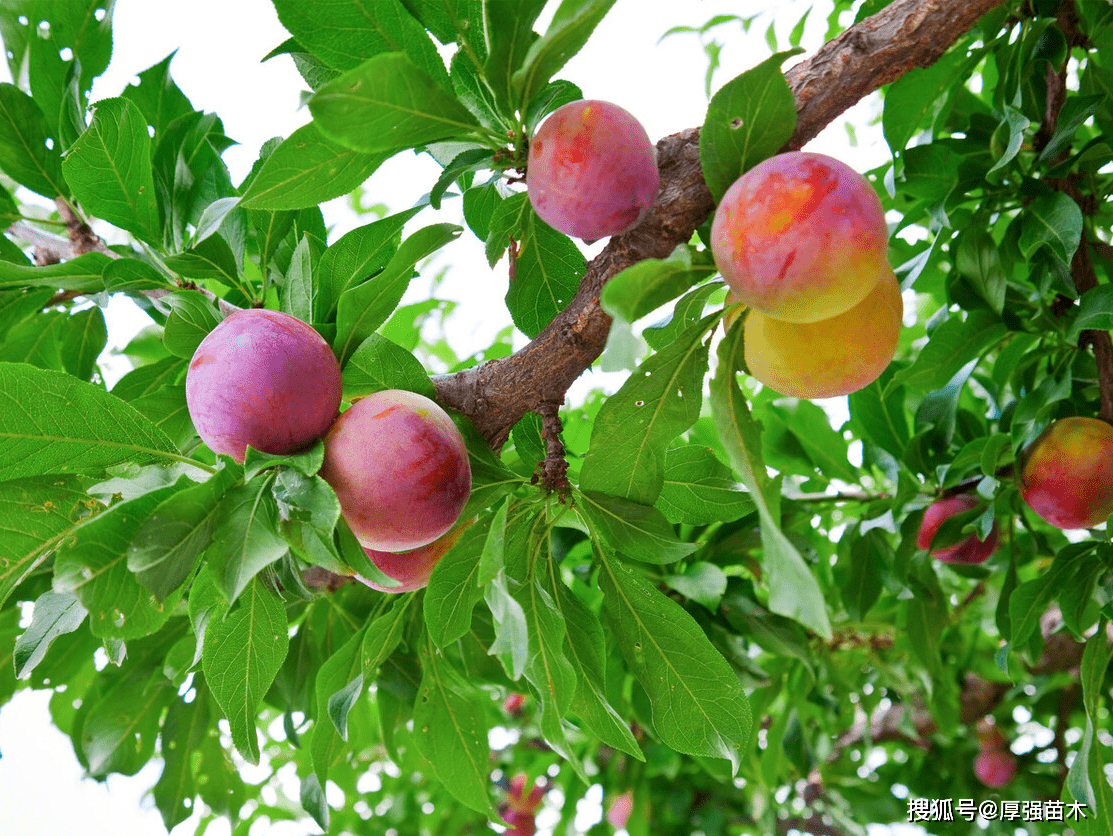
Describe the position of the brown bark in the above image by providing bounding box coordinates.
[433,0,1009,449]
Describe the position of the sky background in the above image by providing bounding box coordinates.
[0,1,903,835]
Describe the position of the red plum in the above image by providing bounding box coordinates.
[527,99,659,240]
[711,151,890,324]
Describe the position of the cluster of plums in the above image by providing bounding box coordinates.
[712,151,902,399]
[918,416,1113,563]
[185,308,472,592]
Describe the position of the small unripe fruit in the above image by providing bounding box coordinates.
[1020,416,1113,529]
[320,390,471,552]
[711,151,890,324]
[527,99,659,240]
[185,309,342,463]
[917,495,999,565]
[974,748,1016,788]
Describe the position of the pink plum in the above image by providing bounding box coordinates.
[320,389,471,552]
[974,748,1016,788]
[185,308,341,463]
[527,99,659,240]
[356,521,471,593]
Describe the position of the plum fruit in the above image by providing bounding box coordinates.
[356,520,471,593]
[1020,416,1113,529]
[741,266,902,399]
[320,389,471,552]
[974,747,1016,788]
[527,99,659,241]
[916,495,999,565]
[711,151,890,324]
[185,308,342,464]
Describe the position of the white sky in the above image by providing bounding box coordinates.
[0,2,901,835]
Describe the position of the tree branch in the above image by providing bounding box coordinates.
[433,0,1008,448]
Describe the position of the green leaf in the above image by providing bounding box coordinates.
[273,0,448,82]
[13,589,88,678]
[202,577,290,765]
[1009,543,1094,647]
[153,691,212,831]
[699,51,799,202]
[79,670,174,779]
[600,246,715,324]
[0,475,92,609]
[343,333,436,399]
[512,0,618,107]
[316,204,423,321]
[311,623,367,787]
[955,226,1007,314]
[128,467,239,600]
[309,53,482,157]
[485,571,530,679]
[762,398,859,485]
[518,576,584,778]
[53,480,185,640]
[599,550,751,766]
[121,52,195,142]
[334,223,461,364]
[414,639,495,816]
[1065,623,1113,826]
[656,445,755,526]
[0,82,66,197]
[1067,285,1113,343]
[848,374,910,461]
[0,362,183,481]
[1039,94,1104,161]
[665,562,728,611]
[424,518,489,646]
[507,218,585,338]
[62,97,160,241]
[541,563,643,759]
[280,233,314,323]
[580,311,717,505]
[578,491,698,565]
[161,290,221,360]
[0,251,111,292]
[61,306,108,381]
[709,319,832,639]
[1018,191,1084,268]
[205,476,291,605]
[882,49,967,155]
[240,122,387,210]
[484,0,547,110]
[889,311,1006,393]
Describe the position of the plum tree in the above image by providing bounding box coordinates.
[355,519,471,593]
[710,151,891,324]
[526,99,659,240]
[740,267,902,398]
[320,389,471,552]
[1019,416,1113,529]
[4,1,1113,835]
[185,309,342,463]
[916,495,999,565]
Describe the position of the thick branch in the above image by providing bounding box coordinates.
[434,0,1008,448]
